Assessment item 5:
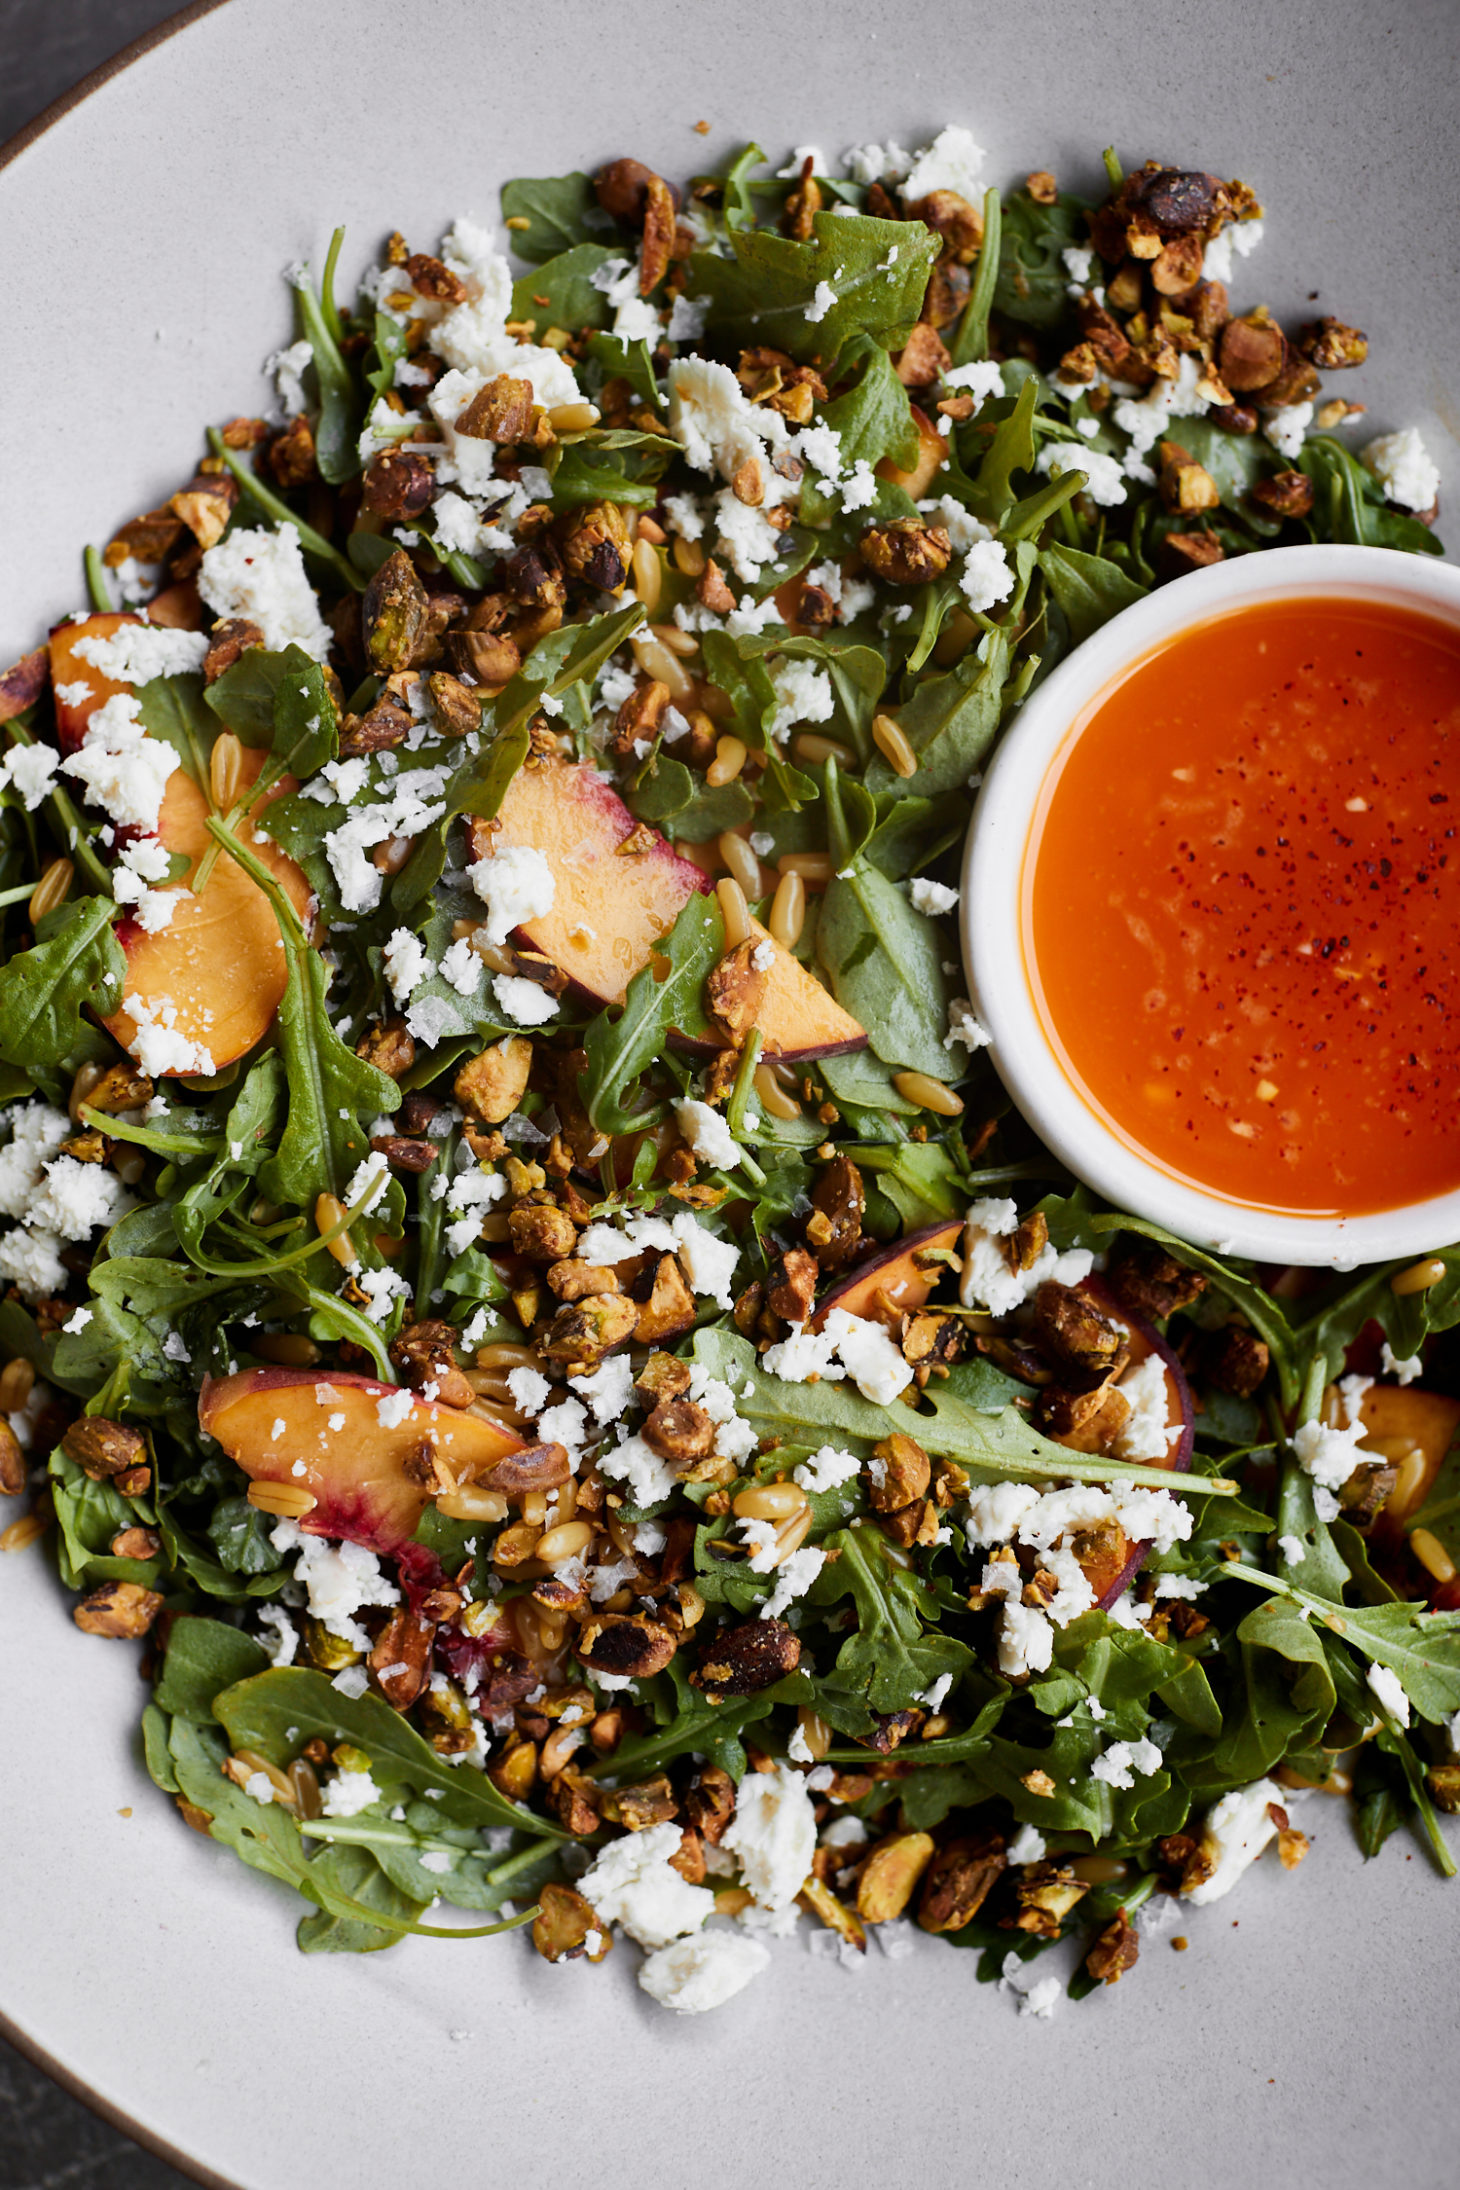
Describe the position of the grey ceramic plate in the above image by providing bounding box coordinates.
[2,3,1457,2185]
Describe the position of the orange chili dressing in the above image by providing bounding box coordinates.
[1024,597,1460,1216]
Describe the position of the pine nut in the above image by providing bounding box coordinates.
[796,1708,832,1761]
[536,1519,594,1565]
[636,515,667,544]
[288,1757,323,1820]
[631,538,662,616]
[893,1070,965,1117]
[631,630,693,701]
[793,733,856,769]
[230,1749,296,1805]
[465,1368,519,1404]
[707,735,747,788]
[1392,1257,1448,1296]
[540,1723,587,1776]
[525,1603,569,1655]
[547,400,600,432]
[1069,1854,1127,1885]
[733,1481,809,1521]
[69,1062,107,1123]
[778,852,835,883]
[1,1510,48,1553]
[247,1481,318,1518]
[764,1504,813,1567]
[0,1358,35,1413]
[1387,1447,1429,1522]
[314,1192,357,1267]
[475,1342,541,1370]
[1409,1527,1456,1584]
[493,1520,542,1567]
[467,934,517,974]
[209,730,244,810]
[872,711,918,779]
[716,875,751,949]
[676,1581,706,1629]
[253,1333,321,1367]
[114,1150,145,1187]
[754,1063,802,1120]
[769,870,805,951]
[28,857,73,925]
[437,1484,509,1523]
[672,535,707,577]
[522,1490,549,1529]
[717,831,762,901]
[371,835,415,876]
[650,623,700,658]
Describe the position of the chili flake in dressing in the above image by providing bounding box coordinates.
[1023,597,1460,1216]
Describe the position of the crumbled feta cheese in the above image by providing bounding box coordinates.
[1366,1661,1411,1726]
[320,1767,382,1818]
[506,1366,553,1416]
[1185,1778,1284,1904]
[829,1309,913,1406]
[1380,1343,1422,1385]
[383,928,430,1004]
[269,1519,400,1649]
[1277,1532,1306,1566]
[839,458,880,512]
[805,279,838,324]
[1113,1352,1180,1463]
[1062,244,1095,289]
[0,1105,74,1220]
[466,841,555,945]
[673,1097,740,1170]
[73,624,209,684]
[667,356,787,481]
[1264,401,1312,461]
[944,998,991,1052]
[959,1198,1093,1315]
[996,1596,1054,1677]
[60,694,176,831]
[1291,1415,1367,1493]
[902,125,986,203]
[766,658,834,745]
[1091,1737,1164,1790]
[121,992,216,1079]
[942,360,1005,411]
[842,140,911,187]
[492,973,558,1026]
[375,1387,415,1429]
[570,1354,635,1425]
[0,1227,67,1302]
[1362,427,1441,512]
[432,217,582,404]
[638,1928,770,2013]
[793,1444,863,1493]
[31,1154,133,1242]
[1039,442,1127,507]
[721,1763,817,1909]
[1007,1823,1046,1864]
[578,1819,715,1948]
[198,524,332,658]
[671,1212,740,1309]
[761,1545,827,1620]
[959,538,1014,613]
[598,1430,676,1507]
[909,877,959,916]
[0,741,60,811]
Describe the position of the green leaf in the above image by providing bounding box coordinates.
[155,1615,271,1722]
[214,1666,565,1837]
[207,1494,288,1577]
[0,897,125,1070]
[685,212,940,368]
[993,188,1087,330]
[581,889,723,1135]
[800,334,918,521]
[512,243,616,333]
[1226,1562,1460,1722]
[1038,541,1147,644]
[817,770,951,1076]
[1299,435,1444,555]
[135,671,218,786]
[628,755,755,842]
[501,172,614,261]
[295,1840,425,1954]
[813,1524,969,1713]
[289,236,361,485]
[205,645,339,777]
[866,624,1011,798]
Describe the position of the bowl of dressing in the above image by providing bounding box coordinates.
[962,542,1460,1267]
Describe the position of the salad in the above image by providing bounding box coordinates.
[0,122,1455,2021]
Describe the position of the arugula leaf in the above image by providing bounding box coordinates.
[800,333,919,520]
[1300,435,1444,555]
[500,171,612,261]
[1038,541,1147,644]
[155,1617,271,1721]
[205,644,339,778]
[993,187,1088,330]
[0,896,124,1070]
[866,624,1011,797]
[813,1524,970,1713]
[214,1667,563,1837]
[685,212,939,368]
[1226,1562,1460,1721]
[816,763,951,1075]
[289,236,360,485]
[512,243,616,333]
[581,890,723,1135]
[628,754,754,842]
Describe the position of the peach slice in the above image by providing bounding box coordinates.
[48,613,140,753]
[478,754,866,1060]
[878,403,947,501]
[811,1219,962,1332]
[100,749,314,1075]
[199,1367,526,1554]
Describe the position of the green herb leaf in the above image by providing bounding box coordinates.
[0,896,124,1070]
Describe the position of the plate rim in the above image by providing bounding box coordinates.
[0,0,229,174]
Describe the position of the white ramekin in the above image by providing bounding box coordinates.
[961,542,1460,1268]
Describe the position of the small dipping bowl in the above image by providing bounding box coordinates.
[962,543,1460,1268]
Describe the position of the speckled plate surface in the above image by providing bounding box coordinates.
[2,2,1458,2184]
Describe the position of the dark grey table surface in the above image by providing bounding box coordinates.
[0,6,198,2186]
